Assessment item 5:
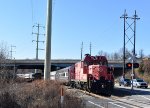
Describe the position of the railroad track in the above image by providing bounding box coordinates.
[65,86,150,108]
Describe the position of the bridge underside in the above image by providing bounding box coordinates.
[6,64,123,78]
[2,59,138,78]
[7,63,73,71]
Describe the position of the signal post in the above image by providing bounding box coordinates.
[120,10,140,79]
[126,55,139,91]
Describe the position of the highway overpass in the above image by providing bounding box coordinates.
[3,59,142,70]
[1,59,141,77]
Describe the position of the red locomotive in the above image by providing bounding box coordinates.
[68,54,114,95]
[51,54,114,96]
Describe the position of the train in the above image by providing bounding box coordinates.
[50,54,114,96]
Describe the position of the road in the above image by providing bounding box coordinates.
[66,84,150,108]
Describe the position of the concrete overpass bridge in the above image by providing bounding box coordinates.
[4,59,142,70]
[2,59,141,77]
[6,59,80,71]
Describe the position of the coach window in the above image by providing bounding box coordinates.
[62,73,65,76]
[66,72,68,77]
[60,73,65,77]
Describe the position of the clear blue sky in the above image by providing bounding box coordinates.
[0,0,150,59]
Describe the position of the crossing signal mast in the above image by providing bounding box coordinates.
[126,63,139,69]
[120,10,140,78]
[120,10,140,91]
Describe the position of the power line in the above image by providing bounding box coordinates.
[30,0,34,25]
[52,0,57,13]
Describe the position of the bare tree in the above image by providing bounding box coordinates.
[142,60,150,75]
[114,52,120,60]
[98,48,138,61]
[0,42,15,81]
[98,50,110,60]
[139,49,144,59]
[0,42,9,70]
[119,48,132,60]
[98,50,105,56]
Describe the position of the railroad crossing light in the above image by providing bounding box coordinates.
[126,63,139,69]
[133,63,139,68]
[126,63,132,69]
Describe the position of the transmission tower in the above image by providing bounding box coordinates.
[10,45,16,59]
[120,10,140,78]
[32,23,45,73]
[32,23,45,59]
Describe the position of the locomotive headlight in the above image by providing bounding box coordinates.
[108,80,111,82]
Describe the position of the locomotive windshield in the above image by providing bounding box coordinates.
[84,61,93,66]
[98,61,108,66]
[83,55,108,66]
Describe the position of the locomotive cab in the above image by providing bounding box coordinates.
[87,56,114,95]
[68,54,114,96]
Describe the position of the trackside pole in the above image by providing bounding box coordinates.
[131,58,134,91]
[44,0,52,80]
[61,86,64,107]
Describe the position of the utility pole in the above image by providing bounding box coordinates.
[81,42,83,60]
[120,10,140,91]
[44,0,52,80]
[90,42,92,56]
[10,45,16,59]
[132,10,140,57]
[32,23,45,73]
[120,10,128,78]
[10,45,16,78]
[13,57,16,79]
[131,10,140,91]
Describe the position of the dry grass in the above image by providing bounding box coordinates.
[0,79,85,108]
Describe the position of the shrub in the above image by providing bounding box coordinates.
[0,80,85,108]
[0,92,20,108]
